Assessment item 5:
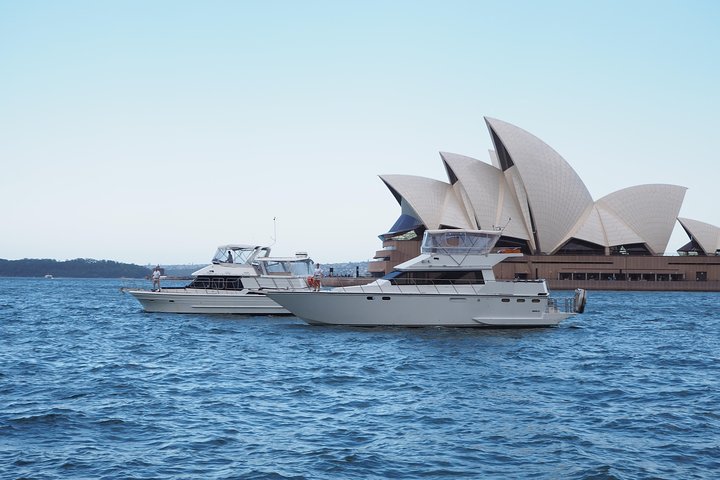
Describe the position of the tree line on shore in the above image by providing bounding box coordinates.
[0,258,151,278]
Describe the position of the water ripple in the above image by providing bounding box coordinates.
[1,281,719,478]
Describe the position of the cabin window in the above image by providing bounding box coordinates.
[501,298,510,303]
[188,276,211,289]
[531,299,541,303]
[516,299,525,303]
[187,276,244,290]
[384,270,484,286]
[225,277,244,290]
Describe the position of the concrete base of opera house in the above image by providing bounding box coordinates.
[327,276,720,291]
[497,255,720,290]
[370,247,720,291]
[548,280,720,292]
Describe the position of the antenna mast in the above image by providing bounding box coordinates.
[497,217,511,232]
[269,217,277,247]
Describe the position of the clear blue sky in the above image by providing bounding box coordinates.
[1,0,718,264]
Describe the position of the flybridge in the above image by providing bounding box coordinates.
[420,229,502,256]
[212,245,270,265]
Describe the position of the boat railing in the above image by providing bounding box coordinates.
[327,278,580,306]
[329,278,495,296]
[323,278,584,314]
[547,297,575,314]
[178,276,310,292]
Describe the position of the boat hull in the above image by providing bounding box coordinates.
[125,289,291,315]
[266,291,574,327]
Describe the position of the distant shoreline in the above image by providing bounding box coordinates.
[0,258,150,279]
[0,259,371,279]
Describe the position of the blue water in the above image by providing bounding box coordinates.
[1,278,719,479]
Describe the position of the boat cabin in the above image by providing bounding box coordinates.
[187,247,314,291]
[382,230,506,286]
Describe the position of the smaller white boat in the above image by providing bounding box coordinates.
[267,229,586,327]
[44,274,53,279]
[123,245,314,314]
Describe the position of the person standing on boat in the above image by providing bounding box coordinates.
[312,263,323,291]
[152,266,162,291]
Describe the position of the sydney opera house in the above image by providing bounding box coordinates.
[369,117,720,290]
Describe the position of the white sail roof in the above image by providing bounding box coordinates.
[380,174,473,230]
[440,152,528,240]
[595,204,645,247]
[569,205,607,247]
[379,118,690,257]
[484,117,594,252]
[597,184,686,254]
[678,217,720,254]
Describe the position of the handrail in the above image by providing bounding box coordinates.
[547,297,575,314]
[328,277,549,292]
[329,278,531,296]
[157,276,311,293]
[325,278,577,314]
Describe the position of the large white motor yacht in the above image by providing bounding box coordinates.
[267,229,586,327]
[124,245,314,314]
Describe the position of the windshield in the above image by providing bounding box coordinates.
[421,230,500,255]
[212,246,269,264]
[288,259,314,276]
[261,259,314,276]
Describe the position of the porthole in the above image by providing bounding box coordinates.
[501,298,510,303]
[532,299,541,303]
[382,296,391,301]
[366,296,374,300]
[517,299,525,303]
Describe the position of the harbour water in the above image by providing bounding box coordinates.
[1,278,719,479]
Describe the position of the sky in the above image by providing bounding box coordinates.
[1,0,719,265]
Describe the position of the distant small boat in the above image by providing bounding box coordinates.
[44,274,53,279]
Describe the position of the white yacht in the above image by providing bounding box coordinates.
[266,229,586,327]
[124,245,314,314]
